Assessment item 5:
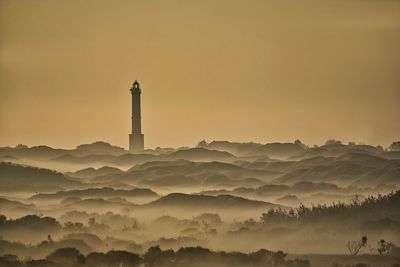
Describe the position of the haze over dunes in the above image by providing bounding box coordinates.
[0,140,399,264]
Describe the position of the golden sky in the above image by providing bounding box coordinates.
[1,0,399,149]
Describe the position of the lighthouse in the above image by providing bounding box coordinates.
[129,80,144,152]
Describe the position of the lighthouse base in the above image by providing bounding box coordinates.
[129,133,144,152]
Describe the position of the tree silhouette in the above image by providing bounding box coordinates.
[389,141,400,151]
[377,239,394,255]
[347,236,368,256]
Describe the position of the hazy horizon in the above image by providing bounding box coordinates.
[0,138,397,151]
[1,0,399,149]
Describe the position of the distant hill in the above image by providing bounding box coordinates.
[51,148,234,167]
[88,150,400,189]
[0,162,81,191]
[96,160,277,189]
[66,166,123,179]
[63,198,138,211]
[146,193,279,211]
[54,193,281,216]
[275,195,300,206]
[30,187,158,201]
[0,145,66,160]
[0,142,127,162]
[138,175,200,188]
[255,142,306,160]
[57,194,278,218]
[274,152,400,186]
[138,173,264,189]
[51,154,116,164]
[0,197,36,210]
[75,141,125,155]
[198,181,392,202]
[166,147,235,161]
[289,143,388,160]
[114,153,159,165]
[51,153,158,166]
[0,198,37,216]
[200,141,263,156]
[200,141,307,159]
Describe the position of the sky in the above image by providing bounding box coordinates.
[0,0,399,149]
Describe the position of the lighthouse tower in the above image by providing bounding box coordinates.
[129,80,144,152]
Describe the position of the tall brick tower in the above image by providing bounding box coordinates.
[129,80,144,152]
